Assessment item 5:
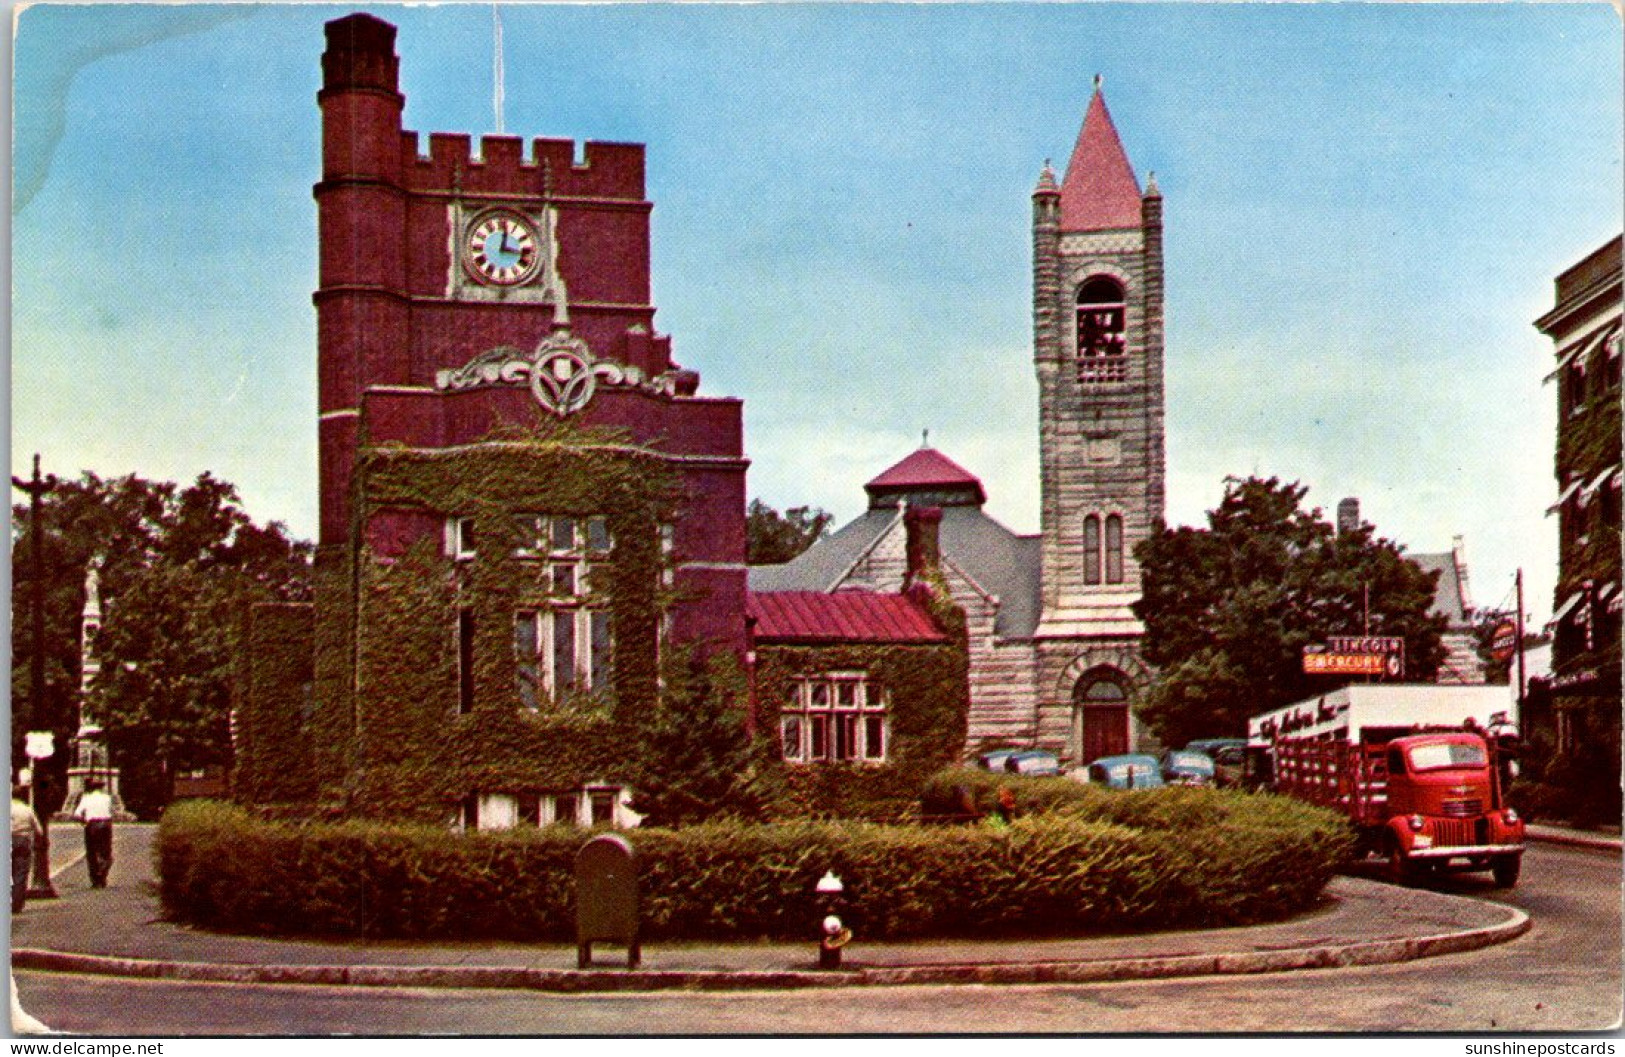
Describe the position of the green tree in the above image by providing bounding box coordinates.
[627,650,768,827]
[746,499,832,565]
[11,470,310,817]
[1132,476,1447,748]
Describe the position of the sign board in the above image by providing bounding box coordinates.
[1305,637,1404,678]
[24,732,54,759]
[1489,621,1518,663]
[1326,636,1404,654]
[1303,652,1397,677]
[1250,685,1519,746]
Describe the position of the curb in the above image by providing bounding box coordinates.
[10,905,1530,993]
[1527,830,1622,854]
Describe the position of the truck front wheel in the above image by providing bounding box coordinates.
[1385,838,1415,886]
[1491,854,1522,888]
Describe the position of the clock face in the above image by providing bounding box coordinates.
[464,211,541,286]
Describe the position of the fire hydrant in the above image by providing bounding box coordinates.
[815,870,851,969]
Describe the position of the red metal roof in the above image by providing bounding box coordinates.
[1059,88,1142,232]
[864,448,985,498]
[748,590,948,644]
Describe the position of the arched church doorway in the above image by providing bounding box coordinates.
[1072,668,1130,764]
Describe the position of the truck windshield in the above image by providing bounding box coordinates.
[1407,742,1487,771]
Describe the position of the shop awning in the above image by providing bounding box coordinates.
[1546,476,1585,515]
[1544,326,1611,383]
[1581,464,1621,501]
[1551,589,1586,625]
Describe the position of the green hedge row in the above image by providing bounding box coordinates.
[922,766,1241,829]
[157,792,1353,942]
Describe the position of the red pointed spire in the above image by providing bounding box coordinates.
[1059,81,1142,232]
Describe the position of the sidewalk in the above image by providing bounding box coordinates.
[8,822,1552,992]
[1526,822,1623,854]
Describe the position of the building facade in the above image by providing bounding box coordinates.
[755,84,1167,766]
[1030,83,1166,763]
[239,14,750,825]
[1410,538,1488,685]
[1533,235,1621,774]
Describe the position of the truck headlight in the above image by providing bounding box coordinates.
[1407,814,1425,832]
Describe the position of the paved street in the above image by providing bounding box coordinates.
[11,827,1619,1034]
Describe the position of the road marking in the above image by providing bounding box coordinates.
[49,852,85,881]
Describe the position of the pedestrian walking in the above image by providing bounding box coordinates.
[72,780,114,888]
[10,786,42,913]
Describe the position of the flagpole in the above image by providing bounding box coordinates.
[492,4,506,136]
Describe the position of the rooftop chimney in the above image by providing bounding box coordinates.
[903,506,943,591]
[1337,498,1360,536]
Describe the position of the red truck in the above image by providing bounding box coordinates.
[1249,686,1526,887]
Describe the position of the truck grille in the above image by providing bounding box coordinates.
[1432,819,1476,847]
[1440,799,1483,818]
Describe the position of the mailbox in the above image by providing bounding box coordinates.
[574,833,641,969]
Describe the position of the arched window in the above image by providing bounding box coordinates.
[1076,277,1127,383]
[1083,515,1102,585]
[1105,514,1124,584]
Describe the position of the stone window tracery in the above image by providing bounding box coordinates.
[780,673,888,763]
[1076,276,1128,383]
[1084,515,1102,585]
[1105,514,1125,584]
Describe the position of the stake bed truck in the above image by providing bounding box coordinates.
[1248,685,1525,887]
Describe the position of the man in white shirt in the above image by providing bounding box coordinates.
[11,787,42,912]
[72,780,114,888]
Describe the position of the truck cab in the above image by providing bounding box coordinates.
[1381,731,1525,886]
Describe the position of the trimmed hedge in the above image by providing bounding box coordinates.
[157,792,1353,941]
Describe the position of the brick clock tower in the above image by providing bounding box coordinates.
[1030,81,1166,763]
[314,12,746,639]
[300,11,748,802]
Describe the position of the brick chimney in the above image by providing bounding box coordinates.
[1337,497,1361,536]
[903,505,943,591]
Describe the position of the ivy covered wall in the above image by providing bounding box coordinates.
[751,600,970,822]
[235,425,976,824]
[237,426,685,822]
[231,603,316,805]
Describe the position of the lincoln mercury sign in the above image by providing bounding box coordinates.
[1303,637,1404,678]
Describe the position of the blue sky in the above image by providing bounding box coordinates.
[10,3,1622,625]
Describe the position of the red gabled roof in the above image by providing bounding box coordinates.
[864,448,986,503]
[748,590,948,644]
[1059,87,1142,232]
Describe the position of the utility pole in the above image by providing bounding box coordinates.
[12,453,59,898]
[1515,569,1527,711]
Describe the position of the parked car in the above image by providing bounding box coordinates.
[978,749,1061,776]
[1184,738,1247,758]
[1080,754,1165,790]
[1183,738,1252,787]
[1159,749,1216,786]
[1207,743,1252,787]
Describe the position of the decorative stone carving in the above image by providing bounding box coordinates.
[434,331,678,416]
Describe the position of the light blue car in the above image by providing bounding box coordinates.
[978,749,1061,776]
[1160,749,1217,786]
[1083,754,1166,790]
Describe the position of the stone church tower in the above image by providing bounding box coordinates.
[1030,81,1166,762]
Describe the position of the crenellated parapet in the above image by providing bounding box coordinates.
[404,133,647,203]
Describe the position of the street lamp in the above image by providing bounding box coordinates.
[13,455,60,900]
